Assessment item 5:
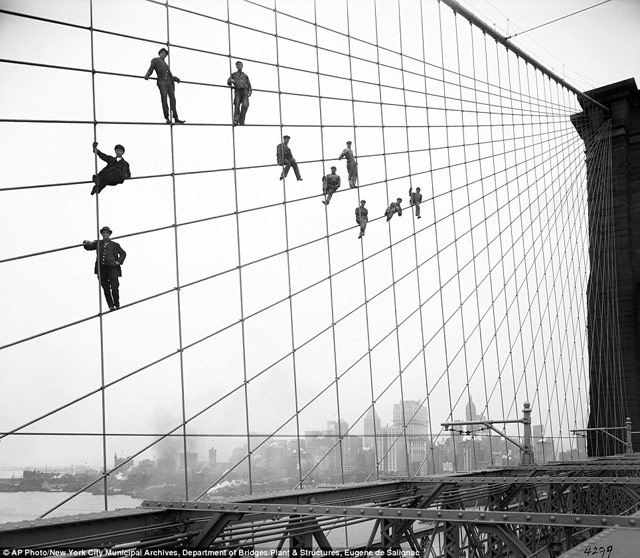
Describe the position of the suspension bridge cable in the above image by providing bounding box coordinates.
[504,0,613,40]
[0,0,603,517]
[1,128,592,468]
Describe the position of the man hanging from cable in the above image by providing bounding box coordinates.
[409,186,422,219]
[355,199,368,239]
[83,226,126,312]
[227,60,252,126]
[338,140,358,188]
[276,135,303,181]
[322,166,341,205]
[385,198,403,221]
[90,142,131,195]
[144,47,185,124]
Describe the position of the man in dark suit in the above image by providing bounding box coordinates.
[355,200,368,239]
[322,166,341,205]
[83,226,127,311]
[409,186,422,218]
[385,198,403,221]
[227,60,252,126]
[276,135,302,181]
[91,142,131,195]
[144,47,185,124]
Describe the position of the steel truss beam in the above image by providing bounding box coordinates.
[4,459,640,551]
[142,499,640,530]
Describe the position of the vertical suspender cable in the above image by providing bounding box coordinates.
[514,58,534,413]
[453,13,478,469]
[416,0,437,476]
[313,0,346,487]
[89,0,109,508]
[345,0,380,482]
[397,0,433,475]
[436,0,459,470]
[539,74,560,455]
[373,0,411,477]
[501,45,522,444]
[490,38,512,464]
[273,0,304,487]
[471,28,495,466]
[164,0,190,499]
[226,0,253,492]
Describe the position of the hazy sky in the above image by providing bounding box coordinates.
[0,0,635,505]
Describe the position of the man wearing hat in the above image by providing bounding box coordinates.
[227,60,252,126]
[144,47,185,124]
[338,140,358,188]
[322,166,341,205]
[385,198,403,221]
[83,227,127,311]
[91,142,131,195]
[276,135,302,181]
[355,199,368,239]
[409,186,422,219]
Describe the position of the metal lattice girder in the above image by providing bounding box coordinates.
[151,500,640,530]
[188,512,243,549]
[230,480,420,506]
[479,524,532,557]
[408,476,640,485]
[5,461,640,551]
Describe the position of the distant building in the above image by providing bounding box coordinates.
[382,400,429,476]
[179,452,199,474]
[208,447,217,465]
[114,453,133,472]
[364,408,381,450]
[465,397,479,422]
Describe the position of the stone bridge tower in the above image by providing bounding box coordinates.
[572,78,640,456]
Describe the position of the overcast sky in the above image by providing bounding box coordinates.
[0,0,636,503]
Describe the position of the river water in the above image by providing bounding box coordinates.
[0,492,143,524]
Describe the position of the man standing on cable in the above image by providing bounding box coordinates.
[144,47,185,124]
[227,60,252,126]
[90,142,131,195]
[409,186,422,219]
[322,166,341,205]
[276,135,303,181]
[355,200,368,239]
[338,140,358,188]
[83,226,126,312]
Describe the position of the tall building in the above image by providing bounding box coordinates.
[465,397,479,422]
[383,400,429,476]
[208,447,217,465]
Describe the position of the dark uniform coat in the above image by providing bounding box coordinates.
[84,240,127,277]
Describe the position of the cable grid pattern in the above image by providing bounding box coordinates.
[0,0,619,519]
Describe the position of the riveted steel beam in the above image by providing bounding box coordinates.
[143,500,640,530]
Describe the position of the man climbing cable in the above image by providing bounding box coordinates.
[90,142,131,195]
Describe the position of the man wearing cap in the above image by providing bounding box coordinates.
[144,47,185,124]
[83,227,127,311]
[338,141,358,188]
[91,142,131,195]
[385,198,403,221]
[355,200,368,239]
[409,186,422,219]
[322,166,341,205]
[227,60,252,126]
[276,135,302,181]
